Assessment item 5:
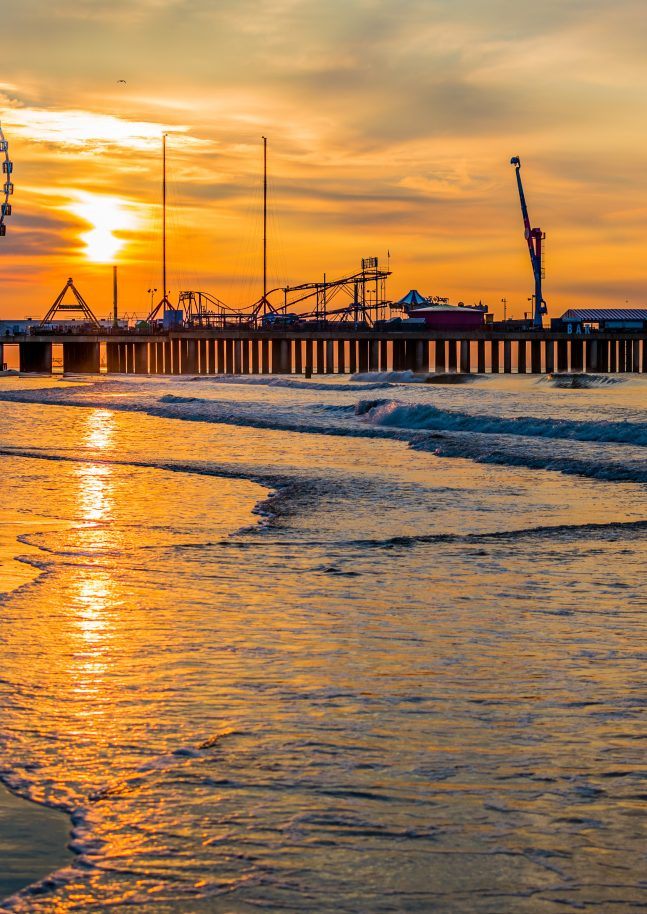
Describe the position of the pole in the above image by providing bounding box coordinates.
[113,265,118,327]
[323,273,327,321]
[262,136,267,303]
[162,134,167,313]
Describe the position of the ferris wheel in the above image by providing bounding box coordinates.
[0,122,13,237]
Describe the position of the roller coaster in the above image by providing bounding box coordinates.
[178,257,392,329]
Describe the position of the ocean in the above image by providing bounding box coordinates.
[0,371,645,913]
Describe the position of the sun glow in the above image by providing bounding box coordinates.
[68,191,138,263]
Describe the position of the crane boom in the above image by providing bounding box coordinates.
[510,156,547,329]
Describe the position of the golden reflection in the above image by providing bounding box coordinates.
[77,409,115,523]
[72,573,113,702]
[83,408,115,450]
[76,575,112,643]
[69,410,121,709]
[77,464,112,523]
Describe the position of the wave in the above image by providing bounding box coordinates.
[542,373,627,389]
[414,435,647,485]
[356,398,647,448]
[0,726,242,911]
[1,384,645,488]
[351,370,426,383]
[0,445,326,533]
[343,518,647,549]
[186,375,394,391]
[352,370,480,384]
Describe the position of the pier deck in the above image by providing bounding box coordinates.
[2,328,646,375]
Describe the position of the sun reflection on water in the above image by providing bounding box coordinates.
[69,411,121,711]
[84,409,115,450]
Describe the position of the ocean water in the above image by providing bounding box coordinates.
[0,371,645,913]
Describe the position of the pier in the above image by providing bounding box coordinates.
[3,328,647,375]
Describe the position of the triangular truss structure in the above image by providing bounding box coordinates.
[146,293,173,323]
[41,277,100,326]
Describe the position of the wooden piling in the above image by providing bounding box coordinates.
[303,340,313,376]
[326,339,335,374]
[477,340,486,374]
[460,339,470,373]
[491,340,500,374]
[348,340,357,374]
[544,340,554,374]
[517,340,527,374]
[380,339,388,372]
[435,339,446,373]
[337,340,345,374]
[570,339,583,372]
[447,341,457,372]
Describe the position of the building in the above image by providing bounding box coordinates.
[554,308,647,333]
[397,291,487,330]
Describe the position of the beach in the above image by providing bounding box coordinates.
[0,371,644,912]
[0,786,70,900]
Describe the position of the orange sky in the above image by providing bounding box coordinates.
[2,0,647,321]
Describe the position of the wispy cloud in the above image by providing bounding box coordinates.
[1,0,647,316]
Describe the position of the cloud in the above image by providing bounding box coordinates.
[2,0,647,316]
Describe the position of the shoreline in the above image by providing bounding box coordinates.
[0,784,72,901]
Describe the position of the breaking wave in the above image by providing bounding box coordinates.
[0,380,646,487]
[356,398,647,448]
[186,375,394,391]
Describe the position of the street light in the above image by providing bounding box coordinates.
[147,288,157,311]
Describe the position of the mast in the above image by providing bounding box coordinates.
[145,134,172,323]
[113,265,118,327]
[262,136,267,303]
[162,133,167,313]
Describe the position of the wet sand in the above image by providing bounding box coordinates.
[0,786,71,900]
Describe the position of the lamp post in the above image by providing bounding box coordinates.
[147,288,157,313]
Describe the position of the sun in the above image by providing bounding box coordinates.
[68,192,137,263]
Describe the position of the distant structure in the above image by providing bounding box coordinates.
[511,156,547,329]
[0,122,14,237]
[396,290,487,330]
[555,307,647,333]
[40,277,100,327]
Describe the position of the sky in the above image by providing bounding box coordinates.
[1,0,647,320]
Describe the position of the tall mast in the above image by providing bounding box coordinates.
[162,133,167,312]
[145,133,172,323]
[262,136,267,303]
[113,265,118,327]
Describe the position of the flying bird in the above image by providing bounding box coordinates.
[117,79,127,84]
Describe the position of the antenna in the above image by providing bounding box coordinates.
[262,135,267,303]
[113,265,118,327]
[147,134,172,322]
[163,132,167,309]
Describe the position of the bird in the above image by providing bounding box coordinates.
[117,79,127,84]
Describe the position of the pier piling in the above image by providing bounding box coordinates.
[11,327,646,379]
[19,341,52,373]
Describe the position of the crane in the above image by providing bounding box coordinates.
[510,156,547,328]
